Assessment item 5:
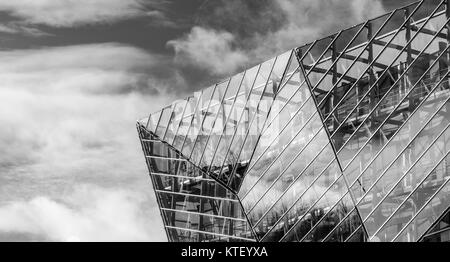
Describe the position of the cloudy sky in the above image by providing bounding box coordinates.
[0,0,416,242]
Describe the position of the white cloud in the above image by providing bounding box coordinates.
[0,185,164,241]
[0,43,167,94]
[165,0,386,78]
[0,0,148,27]
[251,0,386,60]
[0,22,49,37]
[147,10,180,28]
[0,43,175,241]
[178,0,386,72]
[167,26,249,76]
[0,24,17,34]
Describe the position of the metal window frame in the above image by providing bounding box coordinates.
[240,110,322,200]
[391,157,450,242]
[242,94,316,180]
[348,73,450,214]
[141,139,162,143]
[255,146,340,238]
[334,27,450,188]
[300,43,370,240]
[154,106,172,138]
[370,133,450,240]
[197,77,234,165]
[259,67,301,134]
[151,172,215,182]
[150,114,243,194]
[146,156,187,161]
[217,59,276,185]
[356,120,450,240]
[187,83,220,160]
[243,70,313,176]
[250,140,331,229]
[417,207,450,242]
[218,45,313,185]
[306,3,419,110]
[243,122,328,212]
[344,224,365,242]
[136,124,171,241]
[323,2,447,152]
[160,207,248,222]
[141,109,259,242]
[155,189,239,203]
[311,1,427,114]
[259,160,342,241]
[165,98,191,145]
[330,14,449,162]
[421,227,450,241]
[147,131,260,241]
[179,90,204,155]
[205,71,247,172]
[164,225,256,242]
[322,73,450,241]
[175,94,201,150]
[320,205,365,242]
[161,100,181,142]
[226,56,280,185]
[277,174,348,242]
[340,46,450,191]
[214,63,263,179]
[418,205,450,241]
[259,45,318,133]
[136,0,450,243]
[359,96,450,225]
[319,38,450,216]
[240,4,441,215]
[299,192,355,242]
[258,76,449,239]
[314,5,442,144]
[250,23,371,173]
[244,32,347,174]
[147,110,162,133]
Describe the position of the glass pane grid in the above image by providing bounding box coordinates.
[137,0,450,242]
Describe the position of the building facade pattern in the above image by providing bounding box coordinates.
[137,0,450,242]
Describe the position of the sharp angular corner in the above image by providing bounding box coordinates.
[137,0,450,242]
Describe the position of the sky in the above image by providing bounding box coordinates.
[0,0,416,242]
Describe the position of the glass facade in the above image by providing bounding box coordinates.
[137,0,450,242]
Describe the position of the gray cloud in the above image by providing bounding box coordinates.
[168,0,386,79]
[167,26,249,76]
[0,43,174,241]
[0,0,171,28]
[0,184,164,241]
[0,22,49,37]
[0,43,174,95]
[250,0,386,60]
[147,10,182,29]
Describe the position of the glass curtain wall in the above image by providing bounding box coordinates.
[137,0,450,242]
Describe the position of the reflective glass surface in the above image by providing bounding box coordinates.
[138,0,450,242]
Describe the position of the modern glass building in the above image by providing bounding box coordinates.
[137,0,450,242]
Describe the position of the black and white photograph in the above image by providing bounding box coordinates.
[0,0,449,250]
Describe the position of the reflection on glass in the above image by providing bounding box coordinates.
[421,208,450,242]
[148,110,162,133]
[164,99,188,145]
[137,1,450,242]
[137,125,255,242]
